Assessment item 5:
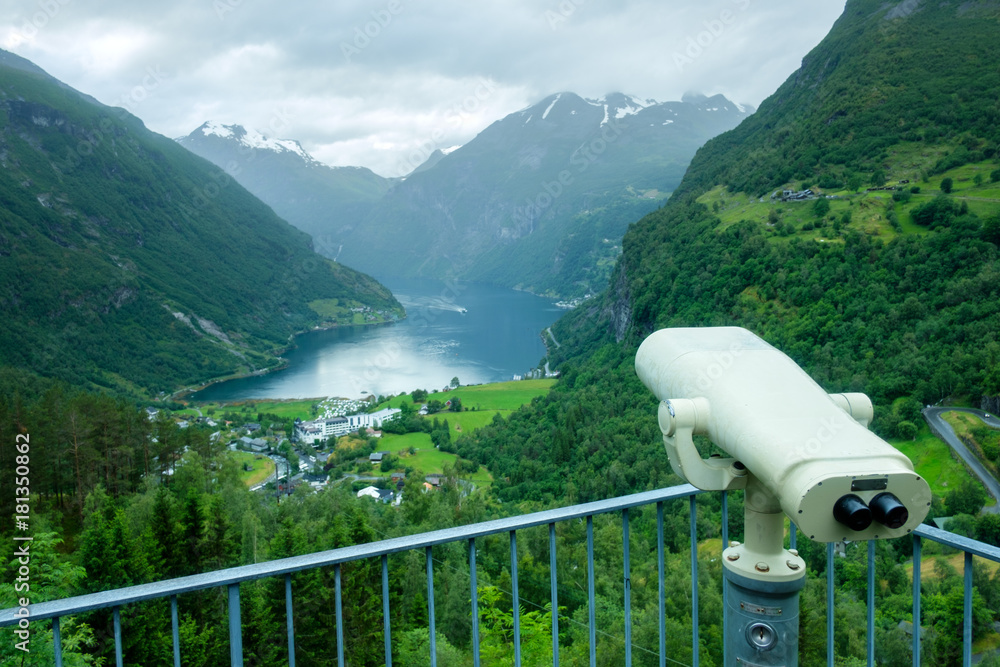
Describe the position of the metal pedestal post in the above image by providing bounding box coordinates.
[723,476,806,666]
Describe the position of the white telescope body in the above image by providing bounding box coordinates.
[636,327,931,542]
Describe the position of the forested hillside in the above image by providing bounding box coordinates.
[463,0,1000,503]
[0,51,403,397]
[457,2,1000,662]
[3,2,1000,666]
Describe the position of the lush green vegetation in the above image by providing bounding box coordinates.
[890,425,967,498]
[232,450,276,487]
[0,57,403,398]
[455,3,1000,664]
[676,1,1000,200]
[942,412,1000,480]
[4,2,1000,665]
[383,380,558,412]
[319,381,557,486]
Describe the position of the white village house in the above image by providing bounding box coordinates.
[294,407,401,445]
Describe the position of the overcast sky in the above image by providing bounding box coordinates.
[3,0,846,177]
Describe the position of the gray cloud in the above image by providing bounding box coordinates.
[3,0,846,176]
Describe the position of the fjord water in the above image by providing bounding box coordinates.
[191,280,562,401]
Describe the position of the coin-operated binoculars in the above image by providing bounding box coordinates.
[635,327,930,666]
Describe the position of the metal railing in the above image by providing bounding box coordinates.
[2,483,999,666]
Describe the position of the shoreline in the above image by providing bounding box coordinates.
[173,316,404,403]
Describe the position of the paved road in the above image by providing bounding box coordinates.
[923,407,1000,513]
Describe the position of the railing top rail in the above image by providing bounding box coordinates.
[0,484,702,626]
[914,523,1000,562]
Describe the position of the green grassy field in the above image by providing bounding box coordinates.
[361,432,493,485]
[890,426,968,498]
[321,379,557,487]
[180,398,325,421]
[231,451,275,487]
[383,379,556,410]
[695,148,1000,243]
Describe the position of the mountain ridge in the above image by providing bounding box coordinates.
[0,51,404,396]
[463,0,1000,511]
[179,90,753,299]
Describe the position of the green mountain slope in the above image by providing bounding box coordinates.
[459,0,1000,504]
[0,51,403,396]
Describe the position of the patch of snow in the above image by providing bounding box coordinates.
[542,93,562,120]
[524,115,533,125]
[201,120,235,139]
[600,105,609,126]
[240,126,314,161]
[201,121,315,162]
[441,145,462,155]
[584,96,606,107]
[662,120,674,125]
[614,96,654,120]
[733,101,747,113]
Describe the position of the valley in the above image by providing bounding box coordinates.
[2,0,1000,665]
[179,93,752,300]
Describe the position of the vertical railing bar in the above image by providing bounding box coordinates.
[623,508,632,667]
[690,495,699,667]
[912,535,921,667]
[587,515,596,667]
[113,606,123,667]
[867,540,875,667]
[285,574,296,667]
[657,502,666,667]
[721,492,729,667]
[53,616,63,667]
[470,538,481,667]
[171,594,181,667]
[382,554,392,667]
[963,550,973,667]
[228,583,243,667]
[550,522,559,667]
[827,542,835,667]
[335,564,344,667]
[427,546,437,667]
[511,530,522,667]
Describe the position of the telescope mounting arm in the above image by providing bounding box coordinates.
[658,398,748,492]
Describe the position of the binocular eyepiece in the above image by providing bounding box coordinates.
[833,492,909,532]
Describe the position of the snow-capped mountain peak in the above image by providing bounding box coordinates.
[195,121,318,164]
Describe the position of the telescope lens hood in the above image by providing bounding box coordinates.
[869,492,909,529]
[833,494,873,532]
